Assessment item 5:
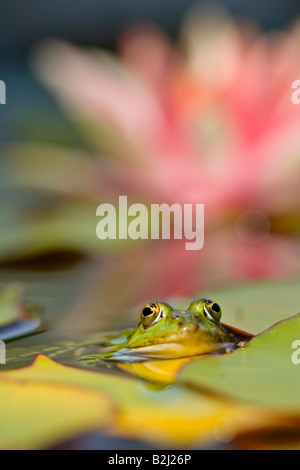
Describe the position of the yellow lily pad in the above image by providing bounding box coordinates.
[0,363,113,449]
[0,354,278,449]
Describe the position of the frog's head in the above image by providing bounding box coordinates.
[120,298,234,359]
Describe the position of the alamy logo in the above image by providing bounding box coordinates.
[0,80,6,104]
[291,80,300,105]
[291,340,300,365]
[96,196,204,250]
[0,340,6,364]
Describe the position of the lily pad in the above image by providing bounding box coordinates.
[177,275,300,335]
[179,313,300,411]
[0,358,113,449]
[0,354,277,449]
[0,284,44,341]
[0,284,27,327]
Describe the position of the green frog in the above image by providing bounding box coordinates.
[80,298,254,364]
[6,298,254,377]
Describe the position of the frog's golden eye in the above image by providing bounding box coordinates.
[204,301,222,323]
[140,302,161,328]
[188,298,222,323]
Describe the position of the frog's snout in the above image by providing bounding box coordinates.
[181,321,199,333]
[172,312,199,332]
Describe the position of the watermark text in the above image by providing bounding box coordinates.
[0,80,6,104]
[291,80,300,104]
[0,340,6,364]
[96,196,204,250]
[291,340,300,365]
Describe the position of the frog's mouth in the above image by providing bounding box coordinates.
[78,317,254,363]
[103,337,244,362]
[102,321,254,362]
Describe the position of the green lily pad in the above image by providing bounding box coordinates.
[0,284,26,327]
[0,284,44,341]
[176,275,300,335]
[179,313,300,411]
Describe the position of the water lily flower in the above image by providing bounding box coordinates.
[2,5,300,300]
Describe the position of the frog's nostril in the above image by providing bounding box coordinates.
[182,322,199,333]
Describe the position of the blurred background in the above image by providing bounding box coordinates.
[1,0,300,342]
[2,0,300,144]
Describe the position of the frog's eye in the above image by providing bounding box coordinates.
[204,301,222,323]
[140,302,161,328]
[188,298,222,323]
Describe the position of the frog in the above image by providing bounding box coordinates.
[5,297,254,385]
[79,298,254,364]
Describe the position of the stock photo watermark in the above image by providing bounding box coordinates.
[0,340,6,364]
[291,80,300,104]
[96,196,204,250]
[0,80,6,104]
[291,340,300,365]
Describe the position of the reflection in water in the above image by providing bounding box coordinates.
[3,231,300,371]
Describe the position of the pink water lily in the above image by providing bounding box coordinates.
[3,7,300,302]
[32,7,300,225]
